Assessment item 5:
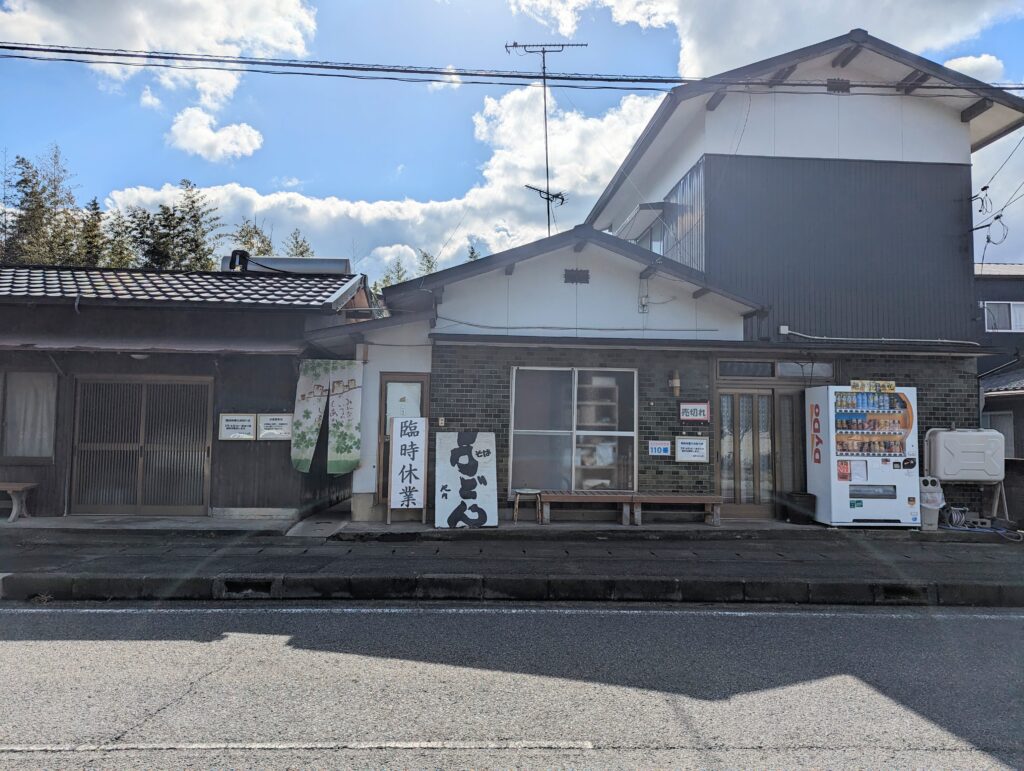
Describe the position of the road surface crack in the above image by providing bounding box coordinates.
[102,663,228,746]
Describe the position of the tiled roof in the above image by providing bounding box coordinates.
[982,364,1024,394]
[975,263,1024,277]
[0,265,359,310]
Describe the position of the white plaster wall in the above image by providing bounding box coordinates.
[601,72,972,228]
[352,320,432,495]
[432,244,745,341]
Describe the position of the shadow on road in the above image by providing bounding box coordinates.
[1,605,1021,764]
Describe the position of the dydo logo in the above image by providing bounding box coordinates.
[810,402,823,464]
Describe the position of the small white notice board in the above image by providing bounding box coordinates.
[675,436,710,463]
[257,414,293,440]
[389,417,427,511]
[219,413,255,441]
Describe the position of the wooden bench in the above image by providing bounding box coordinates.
[540,491,634,525]
[1,482,38,522]
[631,495,723,527]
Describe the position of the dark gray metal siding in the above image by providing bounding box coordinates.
[974,275,1024,368]
[703,154,976,341]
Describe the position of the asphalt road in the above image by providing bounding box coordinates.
[0,603,1021,769]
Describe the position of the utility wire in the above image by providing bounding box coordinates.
[2,41,1024,91]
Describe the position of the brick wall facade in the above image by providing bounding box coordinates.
[429,345,717,504]
[429,343,982,512]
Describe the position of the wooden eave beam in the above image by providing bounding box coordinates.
[692,287,710,299]
[639,265,657,279]
[572,239,587,253]
[831,45,862,68]
[898,70,930,94]
[767,64,797,87]
[504,263,516,275]
[705,90,727,111]
[961,98,994,123]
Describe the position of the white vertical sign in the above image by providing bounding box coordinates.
[435,431,498,528]
[389,417,426,510]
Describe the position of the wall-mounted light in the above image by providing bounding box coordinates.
[668,369,681,398]
[129,353,150,360]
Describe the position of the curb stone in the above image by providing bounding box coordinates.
[2,572,1023,606]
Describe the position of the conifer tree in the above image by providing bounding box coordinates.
[75,198,106,267]
[102,209,138,268]
[231,217,274,258]
[283,227,315,259]
[416,248,438,276]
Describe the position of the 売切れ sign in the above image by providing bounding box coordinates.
[389,417,426,510]
[219,413,255,440]
[434,431,497,528]
[648,440,672,456]
[675,436,709,462]
[679,402,710,422]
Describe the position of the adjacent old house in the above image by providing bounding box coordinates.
[0,258,368,520]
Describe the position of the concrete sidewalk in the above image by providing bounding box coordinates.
[1,528,1021,606]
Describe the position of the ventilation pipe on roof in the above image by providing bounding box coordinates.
[228,250,251,272]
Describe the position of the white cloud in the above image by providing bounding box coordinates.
[508,0,1024,76]
[109,88,660,280]
[427,64,463,91]
[139,86,161,110]
[279,176,303,189]
[944,53,1006,83]
[166,107,263,162]
[0,0,316,106]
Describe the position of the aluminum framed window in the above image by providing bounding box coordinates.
[509,366,638,496]
[984,301,1024,332]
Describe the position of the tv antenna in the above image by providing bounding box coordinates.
[506,41,587,236]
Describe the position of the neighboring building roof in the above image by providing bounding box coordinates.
[975,262,1024,277]
[982,363,1024,395]
[587,28,1024,229]
[382,223,762,312]
[0,264,363,312]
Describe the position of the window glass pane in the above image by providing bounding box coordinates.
[576,370,634,432]
[1012,304,1024,331]
[511,433,572,490]
[650,221,664,255]
[719,360,773,378]
[777,361,833,379]
[987,303,1011,330]
[513,369,572,431]
[4,371,57,457]
[758,394,773,503]
[574,435,634,491]
[720,394,734,502]
[739,394,755,503]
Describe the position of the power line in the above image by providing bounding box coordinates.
[3,40,1024,92]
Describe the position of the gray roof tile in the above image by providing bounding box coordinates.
[0,265,358,310]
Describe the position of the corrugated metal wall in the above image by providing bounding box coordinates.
[704,155,976,341]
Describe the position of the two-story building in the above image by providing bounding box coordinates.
[976,263,1024,458]
[313,28,1024,523]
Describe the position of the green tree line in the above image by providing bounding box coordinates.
[0,144,316,271]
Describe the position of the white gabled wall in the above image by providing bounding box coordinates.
[433,243,746,340]
[599,57,973,230]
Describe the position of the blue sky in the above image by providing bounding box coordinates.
[2,0,1024,273]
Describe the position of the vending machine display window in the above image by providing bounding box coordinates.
[833,391,912,457]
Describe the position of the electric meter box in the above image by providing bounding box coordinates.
[925,429,1004,482]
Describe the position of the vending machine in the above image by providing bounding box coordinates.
[805,385,920,526]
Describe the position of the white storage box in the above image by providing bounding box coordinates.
[925,429,1004,482]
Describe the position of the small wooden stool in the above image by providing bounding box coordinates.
[512,488,543,524]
